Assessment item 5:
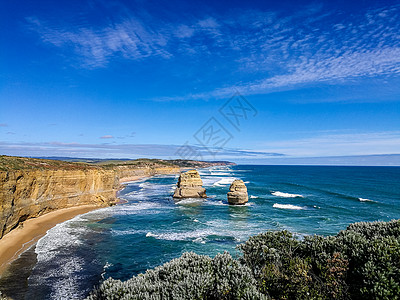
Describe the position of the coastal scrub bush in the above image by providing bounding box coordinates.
[87,220,400,300]
[238,219,400,300]
[0,291,8,300]
[86,252,267,300]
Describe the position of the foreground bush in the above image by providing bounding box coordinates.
[86,252,267,300]
[87,220,400,300]
[239,219,400,300]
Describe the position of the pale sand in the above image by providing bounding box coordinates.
[0,205,101,277]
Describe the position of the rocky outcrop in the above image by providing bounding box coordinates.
[173,170,207,199]
[227,180,248,205]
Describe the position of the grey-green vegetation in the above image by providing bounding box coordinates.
[87,219,400,300]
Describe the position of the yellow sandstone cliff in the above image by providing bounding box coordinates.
[0,156,180,238]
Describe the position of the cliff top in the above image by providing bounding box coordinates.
[0,155,97,171]
[0,155,234,172]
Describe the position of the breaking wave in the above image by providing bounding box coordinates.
[273,203,305,210]
[213,177,236,186]
[272,191,304,198]
[358,197,375,202]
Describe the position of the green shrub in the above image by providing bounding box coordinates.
[86,252,267,300]
[0,291,8,300]
[238,219,400,300]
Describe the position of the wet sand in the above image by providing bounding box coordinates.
[0,205,101,277]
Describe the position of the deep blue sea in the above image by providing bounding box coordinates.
[1,165,400,299]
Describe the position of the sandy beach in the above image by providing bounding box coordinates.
[0,205,101,277]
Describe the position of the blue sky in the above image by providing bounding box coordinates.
[1,0,400,164]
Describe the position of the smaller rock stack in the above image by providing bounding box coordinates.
[173,170,207,199]
[227,179,248,205]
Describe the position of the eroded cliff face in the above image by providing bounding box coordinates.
[116,165,180,183]
[0,165,180,239]
[0,169,118,238]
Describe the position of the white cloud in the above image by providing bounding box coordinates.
[257,131,400,157]
[26,3,400,97]
[0,141,280,160]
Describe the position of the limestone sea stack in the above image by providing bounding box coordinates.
[173,170,207,199]
[227,179,248,205]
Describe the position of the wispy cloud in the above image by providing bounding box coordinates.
[0,123,8,127]
[100,135,114,139]
[0,141,283,160]
[26,3,400,97]
[257,131,400,157]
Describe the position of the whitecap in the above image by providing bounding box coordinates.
[146,232,158,238]
[201,177,221,186]
[213,177,236,186]
[210,172,231,176]
[107,201,172,216]
[272,191,304,198]
[146,229,216,241]
[111,229,147,236]
[174,198,205,205]
[358,197,374,202]
[273,203,305,210]
[250,195,259,199]
[193,237,206,244]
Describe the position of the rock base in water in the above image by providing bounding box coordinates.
[227,179,248,205]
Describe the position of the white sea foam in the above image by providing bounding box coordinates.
[201,177,221,186]
[174,198,205,205]
[358,197,374,202]
[33,215,93,300]
[213,177,236,186]
[111,229,147,236]
[210,172,231,176]
[273,203,305,210]
[146,229,216,241]
[35,219,87,261]
[193,237,206,244]
[272,191,304,198]
[110,202,165,216]
[207,200,228,206]
[250,195,259,199]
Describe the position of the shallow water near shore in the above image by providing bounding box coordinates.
[1,165,400,299]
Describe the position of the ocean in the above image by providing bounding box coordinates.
[1,165,399,299]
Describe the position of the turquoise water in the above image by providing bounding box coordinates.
[1,165,400,299]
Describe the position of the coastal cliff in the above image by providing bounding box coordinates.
[0,156,233,239]
[0,168,117,238]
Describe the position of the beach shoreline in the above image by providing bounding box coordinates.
[0,204,103,277]
[0,170,179,278]
[0,173,168,278]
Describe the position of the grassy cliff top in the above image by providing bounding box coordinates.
[0,155,99,171]
[0,155,234,172]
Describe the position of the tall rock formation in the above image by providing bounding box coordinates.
[227,179,248,205]
[173,170,207,199]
